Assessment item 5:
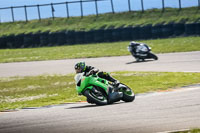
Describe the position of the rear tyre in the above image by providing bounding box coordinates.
[84,90,108,106]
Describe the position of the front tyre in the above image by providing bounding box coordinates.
[119,84,135,102]
[148,52,158,60]
[84,90,108,106]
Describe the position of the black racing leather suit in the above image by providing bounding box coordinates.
[83,66,117,83]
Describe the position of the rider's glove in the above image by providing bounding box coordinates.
[90,70,95,74]
[86,70,94,76]
[86,69,99,76]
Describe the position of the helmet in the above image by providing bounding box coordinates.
[74,62,86,72]
[130,41,137,46]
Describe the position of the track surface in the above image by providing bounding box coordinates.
[0,51,200,77]
[0,85,200,133]
[0,51,200,133]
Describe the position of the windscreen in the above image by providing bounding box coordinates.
[74,73,84,85]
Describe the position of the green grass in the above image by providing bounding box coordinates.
[0,37,200,63]
[173,129,200,133]
[0,36,200,63]
[0,7,200,36]
[1,71,200,111]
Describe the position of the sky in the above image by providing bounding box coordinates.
[0,0,198,22]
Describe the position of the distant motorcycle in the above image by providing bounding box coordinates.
[74,72,135,105]
[128,41,158,62]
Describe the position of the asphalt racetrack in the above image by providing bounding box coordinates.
[0,51,200,133]
[0,51,200,77]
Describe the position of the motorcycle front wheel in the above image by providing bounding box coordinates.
[119,84,135,102]
[84,90,108,106]
[148,52,158,60]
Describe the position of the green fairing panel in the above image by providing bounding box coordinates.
[76,75,108,94]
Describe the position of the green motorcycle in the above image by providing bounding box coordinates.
[74,73,135,105]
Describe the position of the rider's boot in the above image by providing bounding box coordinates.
[113,80,120,87]
[107,76,120,87]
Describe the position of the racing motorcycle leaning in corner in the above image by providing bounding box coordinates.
[74,63,135,105]
[127,41,158,62]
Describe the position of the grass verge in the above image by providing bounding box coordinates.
[0,71,200,111]
[0,36,200,63]
[0,7,200,36]
[173,128,200,133]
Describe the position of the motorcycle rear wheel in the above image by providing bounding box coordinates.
[84,90,108,105]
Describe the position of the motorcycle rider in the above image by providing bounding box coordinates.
[74,62,122,103]
[128,41,158,61]
[74,62,120,86]
[129,41,148,55]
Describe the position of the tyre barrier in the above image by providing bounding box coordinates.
[23,33,34,48]
[48,32,58,46]
[66,31,76,45]
[32,33,41,47]
[40,32,49,46]
[139,25,152,39]
[152,24,162,39]
[94,30,104,42]
[121,27,132,41]
[84,30,94,43]
[15,34,24,48]
[57,31,67,45]
[131,26,140,40]
[104,29,113,42]
[0,36,7,49]
[6,35,15,48]
[162,24,174,38]
[173,23,185,36]
[75,31,85,44]
[112,28,122,41]
[185,23,196,35]
[196,23,200,35]
[0,23,200,49]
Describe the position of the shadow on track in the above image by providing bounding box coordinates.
[66,102,123,109]
[66,104,98,109]
[126,59,155,64]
